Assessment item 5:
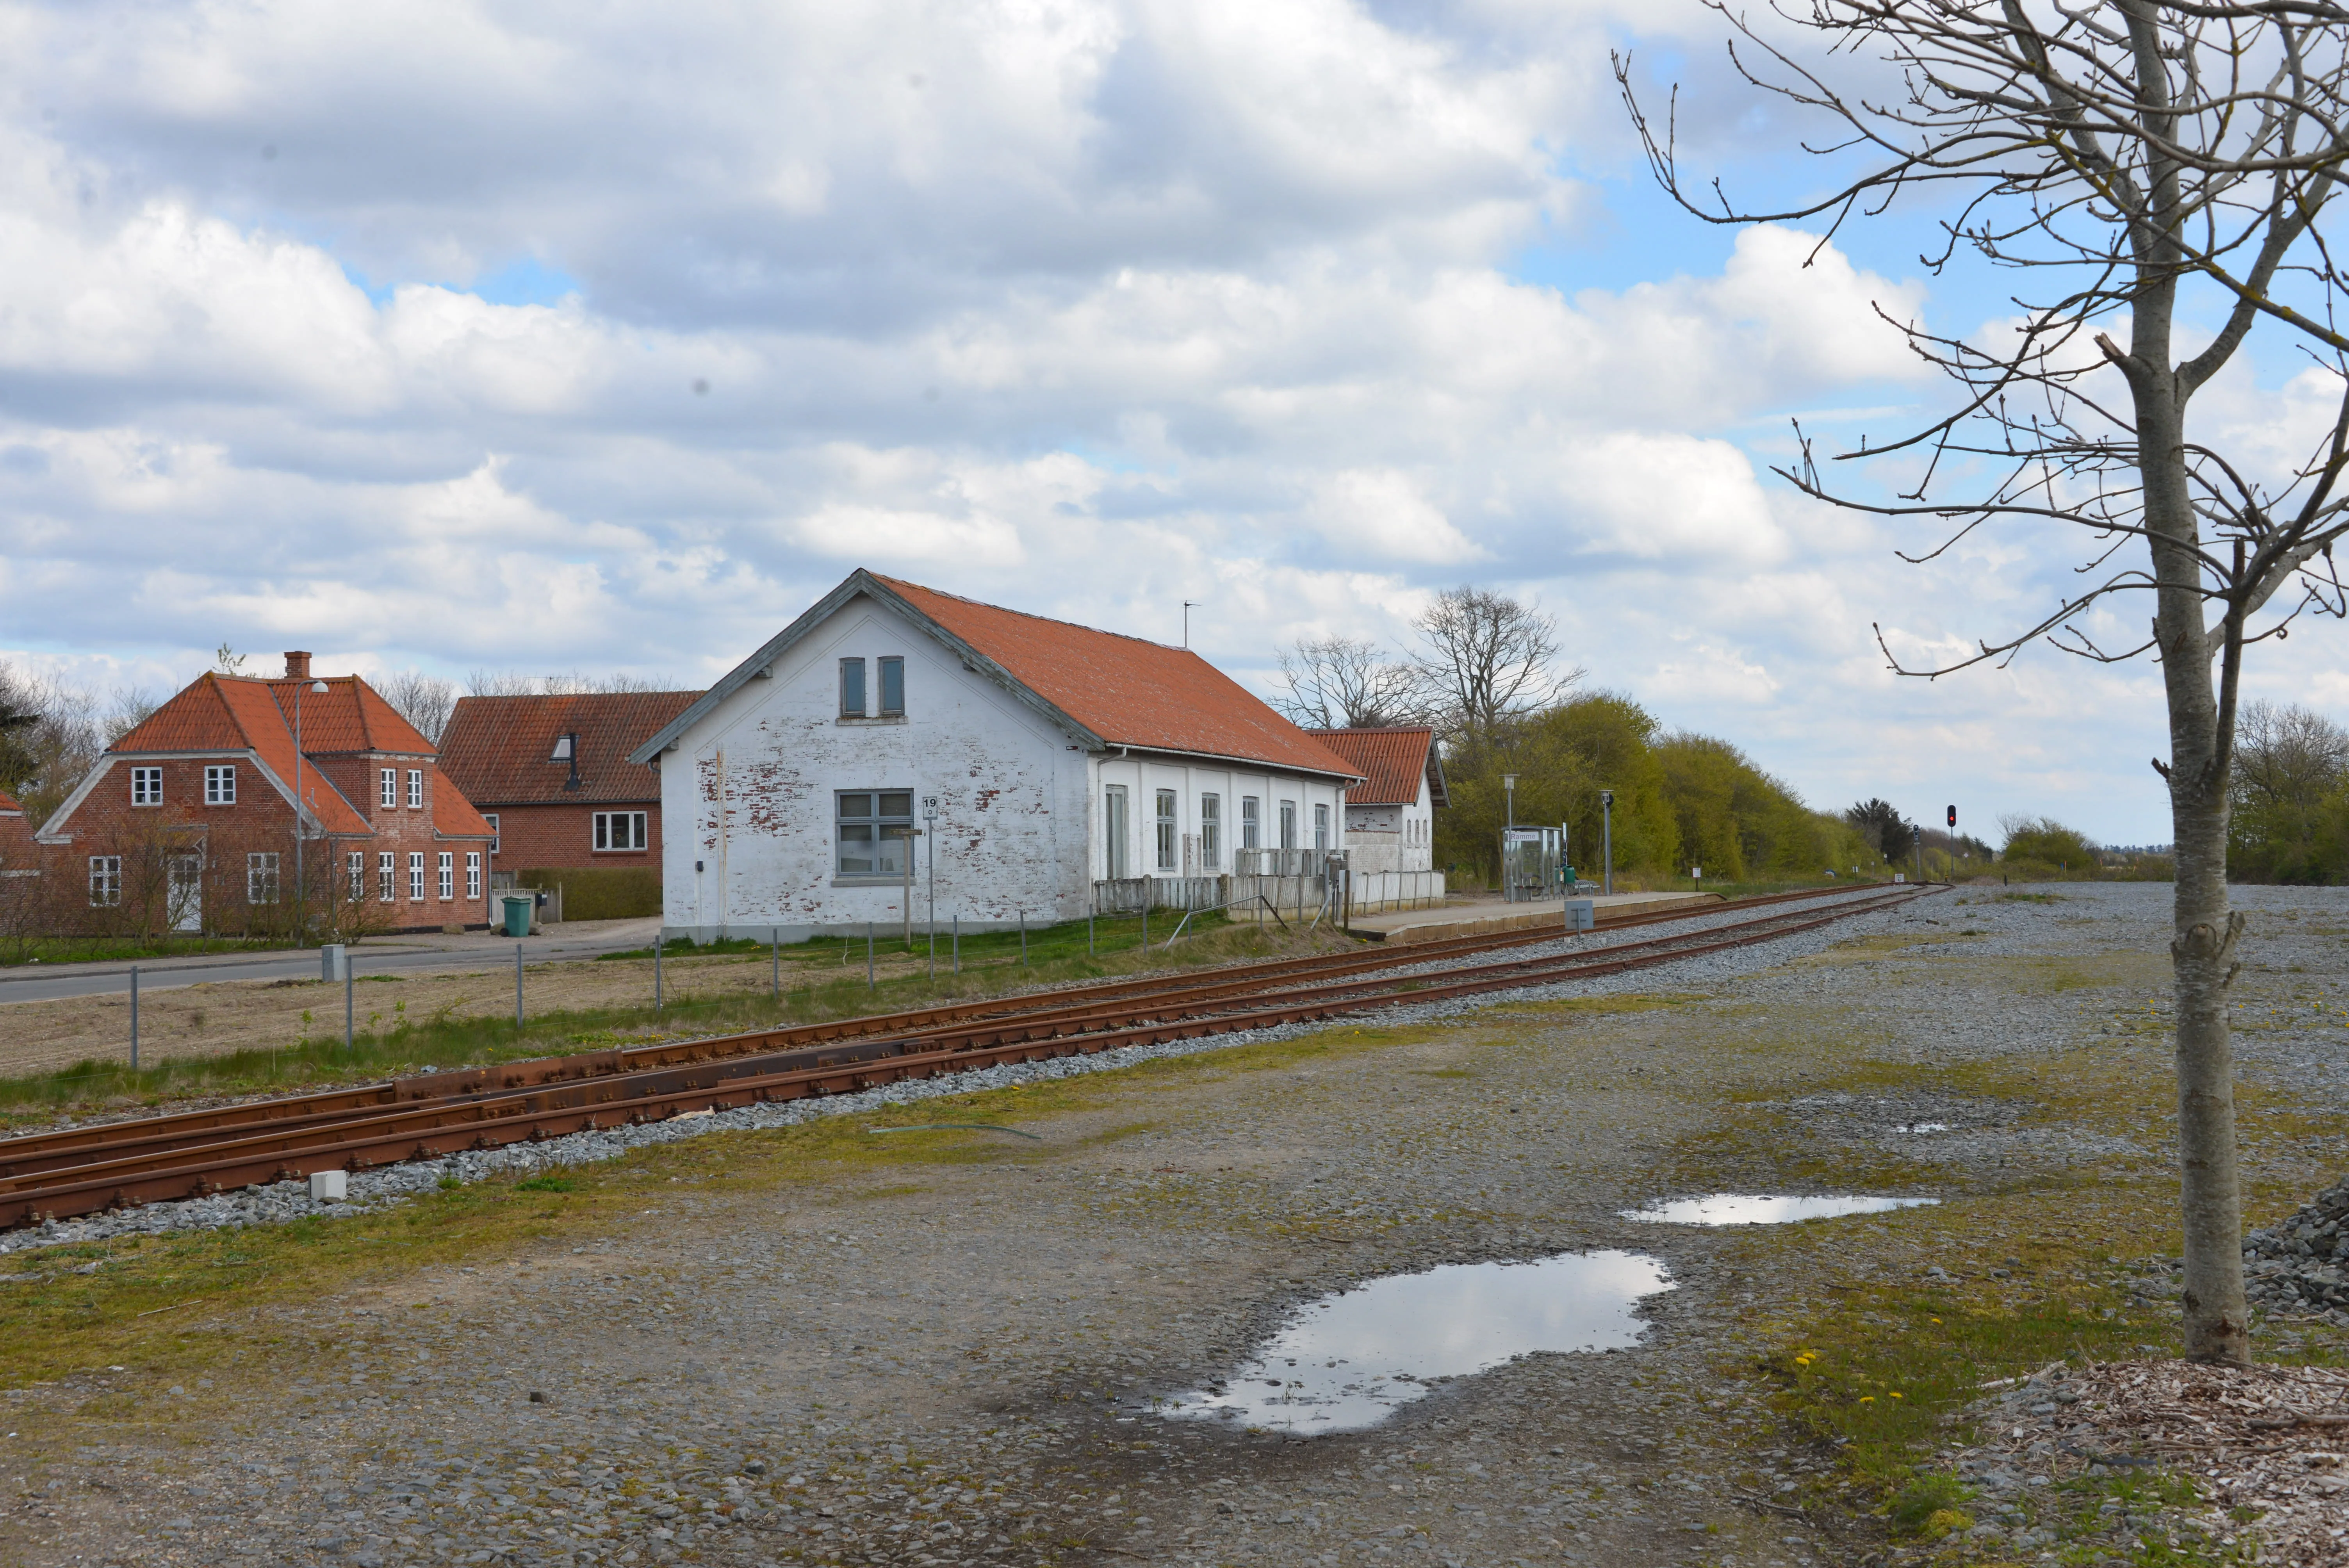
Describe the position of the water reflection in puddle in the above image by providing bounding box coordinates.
[1158,1251,1672,1434]
[1624,1194,1938,1226]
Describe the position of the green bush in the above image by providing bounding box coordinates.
[515,866,662,921]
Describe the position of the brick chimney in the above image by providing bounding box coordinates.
[283,651,312,680]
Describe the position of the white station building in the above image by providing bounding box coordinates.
[631,570,1365,943]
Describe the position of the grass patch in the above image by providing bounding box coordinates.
[0,933,305,968]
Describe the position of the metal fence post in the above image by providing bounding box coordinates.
[345,957,354,1050]
[1019,910,1027,965]
[1088,907,1095,956]
[515,945,524,1028]
[655,938,664,1012]
[867,921,875,990]
[129,964,139,1072]
[952,915,960,975]
[1142,902,1149,950]
[772,932,780,1001]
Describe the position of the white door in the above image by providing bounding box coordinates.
[168,854,202,933]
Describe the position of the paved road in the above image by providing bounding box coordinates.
[0,920,667,1004]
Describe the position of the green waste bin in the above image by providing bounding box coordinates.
[501,894,532,938]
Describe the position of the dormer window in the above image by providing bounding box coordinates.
[550,734,575,761]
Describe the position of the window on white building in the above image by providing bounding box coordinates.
[593,811,648,851]
[1200,793,1221,870]
[1155,790,1178,871]
[380,768,397,808]
[406,769,424,809]
[131,766,162,806]
[1103,785,1129,878]
[247,852,280,905]
[378,852,396,902]
[879,656,905,715]
[88,856,121,906]
[1279,800,1297,850]
[839,658,867,717]
[836,791,913,876]
[438,852,454,900]
[1241,796,1260,850]
[1314,803,1330,851]
[205,764,236,805]
[408,851,425,901]
[465,851,482,900]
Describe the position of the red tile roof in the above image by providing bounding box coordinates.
[1307,727,1445,807]
[876,577,1362,779]
[440,691,701,806]
[0,790,20,815]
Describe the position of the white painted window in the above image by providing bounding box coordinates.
[205,764,236,805]
[347,852,365,902]
[879,656,905,716]
[1241,796,1260,850]
[378,852,395,902]
[247,852,280,905]
[836,792,912,876]
[380,768,397,808]
[839,657,867,717]
[465,852,481,900]
[1155,789,1178,871]
[88,855,121,906]
[1103,785,1129,879]
[1279,800,1297,850]
[131,766,162,806]
[438,852,454,900]
[406,769,424,809]
[1314,803,1330,851]
[593,811,649,852]
[408,851,425,901]
[1200,794,1221,870]
[482,812,499,855]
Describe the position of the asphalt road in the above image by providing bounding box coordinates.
[0,925,665,1005]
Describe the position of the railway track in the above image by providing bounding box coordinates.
[0,882,1928,1229]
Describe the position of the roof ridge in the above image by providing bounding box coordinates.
[876,574,1197,658]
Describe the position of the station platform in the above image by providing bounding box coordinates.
[1348,890,1719,944]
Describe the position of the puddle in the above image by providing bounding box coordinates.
[1156,1251,1672,1433]
[1624,1194,1938,1225]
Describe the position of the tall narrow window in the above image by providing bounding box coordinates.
[378,852,396,902]
[408,852,425,901]
[1155,789,1178,871]
[839,657,868,717]
[205,765,236,805]
[1200,793,1222,870]
[438,852,454,900]
[406,769,424,809]
[1314,803,1331,850]
[380,768,397,807]
[483,812,500,855]
[879,656,905,716]
[465,852,482,900]
[1103,785,1129,879]
[88,856,122,907]
[1241,795,1260,850]
[1279,800,1297,850]
[246,852,280,905]
[348,852,365,902]
[835,791,913,875]
[131,766,162,806]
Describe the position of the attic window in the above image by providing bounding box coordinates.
[550,735,575,761]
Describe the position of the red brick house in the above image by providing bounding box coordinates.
[0,791,34,868]
[436,690,699,918]
[35,653,498,936]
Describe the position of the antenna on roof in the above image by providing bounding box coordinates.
[1182,601,1201,649]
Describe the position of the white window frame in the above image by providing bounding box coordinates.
[593,810,649,852]
[347,852,365,902]
[1279,799,1297,850]
[406,769,424,809]
[88,855,121,907]
[1154,789,1178,871]
[1200,793,1221,870]
[130,766,162,806]
[378,852,396,903]
[408,852,425,902]
[1314,802,1331,851]
[437,851,454,900]
[482,812,499,855]
[246,852,280,905]
[1241,795,1260,850]
[380,768,398,808]
[205,764,236,805]
[465,851,482,900]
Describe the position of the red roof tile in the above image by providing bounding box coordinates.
[439,691,700,806]
[876,577,1361,779]
[1307,727,1445,807]
[0,790,21,816]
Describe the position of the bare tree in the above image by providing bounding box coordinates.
[1273,636,1420,729]
[2233,699,2349,808]
[1619,1,2349,1362]
[1408,586,1576,740]
[465,669,667,698]
[377,671,458,742]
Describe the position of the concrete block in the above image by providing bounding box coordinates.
[308,1170,348,1203]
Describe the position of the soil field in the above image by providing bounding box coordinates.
[0,883,2341,1568]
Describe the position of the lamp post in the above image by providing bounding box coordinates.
[923,795,940,980]
[292,675,328,943]
[1501,773,1518,903]
[1600,789,1615,896]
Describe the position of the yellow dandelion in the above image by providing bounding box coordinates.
[1889,1391,1903,1399]
[1858,1395,1875,1404]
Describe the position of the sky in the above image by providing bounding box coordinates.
[1,0,2342,847]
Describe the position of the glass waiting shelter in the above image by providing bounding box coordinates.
[1501,826,1563,902]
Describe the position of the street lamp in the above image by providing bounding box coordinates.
[923,795,940,980]
[1502,773,1517,831]
[1600,789,1615,897]
[292,676,328,942]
